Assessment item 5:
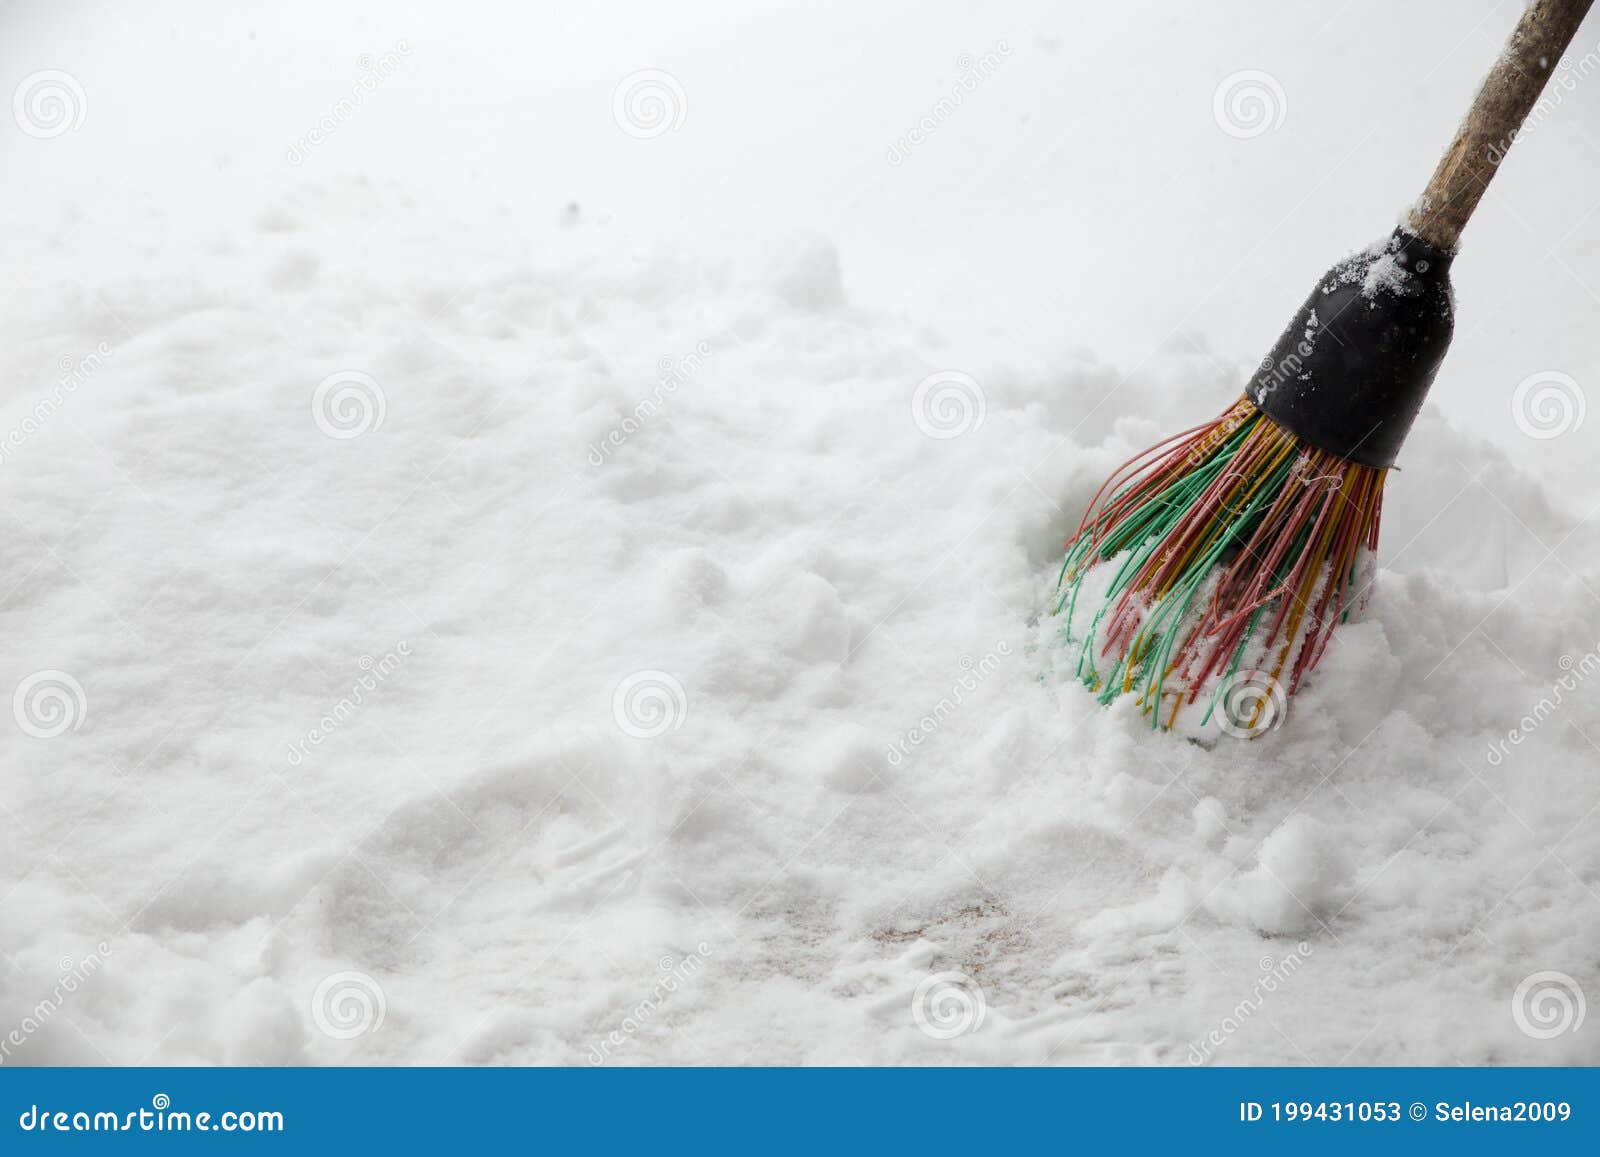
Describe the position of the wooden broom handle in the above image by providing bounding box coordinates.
[1409,0,1595,251]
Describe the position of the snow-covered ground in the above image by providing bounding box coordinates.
[2,0,1598,1065]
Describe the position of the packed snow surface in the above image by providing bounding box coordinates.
[2,183,1597,1066]
[3,0,1600,1067]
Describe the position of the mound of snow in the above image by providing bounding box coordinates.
[1,181,1596,1068]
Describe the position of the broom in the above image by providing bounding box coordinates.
[1056,0,1595,734]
